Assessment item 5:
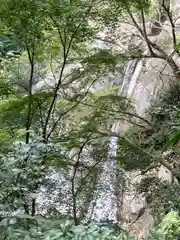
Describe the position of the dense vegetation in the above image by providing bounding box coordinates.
[117,84,180,238]
[0,0,180,239]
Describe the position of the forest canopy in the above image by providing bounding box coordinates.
[0,0,180,239]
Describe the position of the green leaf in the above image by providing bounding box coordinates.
[168,130,180,146]
[175,43,180,51]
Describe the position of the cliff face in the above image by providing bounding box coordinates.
[115,57,175,240]
[108,2,180,238]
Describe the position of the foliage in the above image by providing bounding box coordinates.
[0,0,133,234]
[0,216,135,240]
[157,211,180,239]
[0,0,179,239]
[0,142,47,212]
[117,84,180,220]
[0,36,21,59]
[148,211,180,240]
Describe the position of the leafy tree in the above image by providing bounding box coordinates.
[0,0,180,239]
[0,0,138,238]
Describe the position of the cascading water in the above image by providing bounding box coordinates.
[127,60,143,98]
[119,59,138,96]
[89,136,118,222]
[89,59,142,222]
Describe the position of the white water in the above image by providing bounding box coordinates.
[119,60,138,96]
[89,59,141,222]
[89,136,118,221]
[127,60,142,98]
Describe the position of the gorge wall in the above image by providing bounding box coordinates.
[110,2,180,237]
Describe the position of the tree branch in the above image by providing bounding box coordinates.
[25,46,35,144]
[141,9,154,56]
[162,0,178,54]
[71,135,92,225]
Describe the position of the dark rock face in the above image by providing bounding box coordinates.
[147,21,162,37]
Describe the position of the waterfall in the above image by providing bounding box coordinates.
[119,59,138,96]
[88,136,118,222]
[88,59,141,222]
[127,60,143,98]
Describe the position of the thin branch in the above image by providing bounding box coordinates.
[43,1,96,141]
[38,105,45,130]
[122,1,180,79]
[46,77,98,141]
[97,129,180,183]
[42,55,68,141]
[71,136,92,225]
[141,9,154,56]
[31,198,36,216]
[74,100,153,127]
[75,155,105,198]
[123,1,153,54]
[25,45,35,144]
[162,0,178,54]
[114,117,148,128]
